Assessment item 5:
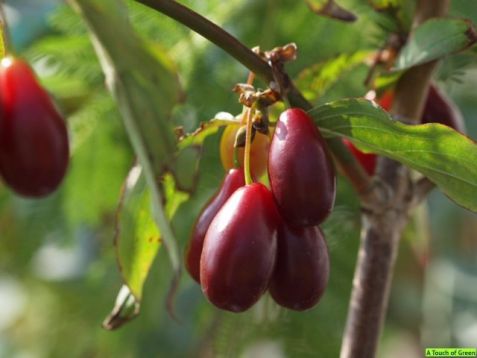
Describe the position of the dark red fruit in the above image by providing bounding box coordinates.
[185,168,245,283]
[422,84,465,133]
[268,108,336,227]
[200,183,279,312]
[377,90,394,111]
[342,138,377,176]
[0,57,69,197]
[269,224,329,311]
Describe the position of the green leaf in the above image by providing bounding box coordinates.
[115,165,188,301]
[309,98,477,212]
[297,51,371,103]
[71,0,183,279]
[0,28,4,58]
[394,18,477,71]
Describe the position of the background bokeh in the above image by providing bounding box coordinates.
[1,1,477,357]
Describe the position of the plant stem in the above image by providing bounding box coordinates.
[243,108,253,185]
[340,1,450,357]
[135,0,372,198]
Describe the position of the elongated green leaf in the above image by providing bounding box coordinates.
[309,99,477,212]
[114,165,187,311]
[115,165,161,300]
[71,0,183,284]
[394,18,477,71]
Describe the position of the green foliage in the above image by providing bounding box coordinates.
[394,18,477,71]
[310,99,477,212]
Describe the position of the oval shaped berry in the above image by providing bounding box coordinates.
[0,57,69,197]
[342,138,377,176]
[422,84,465,133]
[185,168,245,283]
[268,108,336,227]
[200,183,279,312]
[269,224,329,311]
[220,124,270,179]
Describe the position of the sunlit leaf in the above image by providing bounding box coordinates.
[71,0,183,282]
[115,165,188,302]
[310,99,477,212]
[297,51,371,102]
[394,18,477,71]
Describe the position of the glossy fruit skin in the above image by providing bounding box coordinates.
[185,168,245,283]
[220,124,270,179]
[342,138,377,176]
[200,183,279,312]
[421,84,465,133]
[268,108,336,227]
[269,224,329,311]
[0,57,69,197]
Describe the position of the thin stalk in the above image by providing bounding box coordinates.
[243,108,253,185]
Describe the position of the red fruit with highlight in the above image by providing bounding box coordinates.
[185,168,245,283]
[200,183,279,312]
[0,57,69,197]
[268,108,336,227]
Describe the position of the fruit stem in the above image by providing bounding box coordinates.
[0,1,12,55]
[243,107,254,185]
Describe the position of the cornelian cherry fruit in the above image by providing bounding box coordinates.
[185,168,245,283]
[220,124,269,179]
[342,138,377,176]
[200,183,279,312]
[422,84,465,133]
[0,57,69,197]
[268,108,336,227]
[269,223,329,311]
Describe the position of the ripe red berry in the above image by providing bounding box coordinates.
[342,138,377,176]
[422,84,465,133]
[185,168,245,283]
[377,90,394,111]
[269,224,329,311]
[268,108,336,227]
[0,57,69,197]
[200,183,279,312]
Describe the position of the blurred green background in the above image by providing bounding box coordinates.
[1,0,477,357]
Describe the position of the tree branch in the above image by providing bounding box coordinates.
[340,1,450,357]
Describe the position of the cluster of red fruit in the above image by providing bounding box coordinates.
[343,85,465,175]
[0,57,69,197]
[185,108,335,312]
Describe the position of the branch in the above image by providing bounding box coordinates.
[340,1,450,357]
[135,0,373,199]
